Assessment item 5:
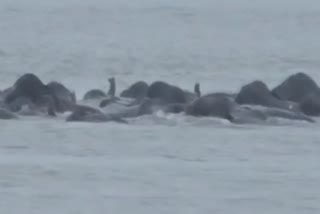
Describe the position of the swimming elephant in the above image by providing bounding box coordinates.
[147,81,188,104]
[83,77,115,100]
[185,94,234,120]
[5,73,51,104]
[101,81,198,116]
[272,72,319,103]
[299,91,320,116]
[66,104,127,123]
[185,93,265,123]
[120,81,149,100]
[4,73,57,115]
[134,83,232,119]
[235,80,299,111]
[47,81,76,112]
[185,92,313,123]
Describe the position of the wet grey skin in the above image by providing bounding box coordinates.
[66,105,128,124]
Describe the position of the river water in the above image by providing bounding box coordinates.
[0,0,320,213]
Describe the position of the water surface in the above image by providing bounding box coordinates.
[0,0,320,213]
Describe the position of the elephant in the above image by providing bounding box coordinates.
[4,73,58,116]
[47,81,76,112]
[299,91,320,116]
[147,81,189,104]
[120,81,149,100]
[66,104,127,123]
[186,92,313,123]
[235,80,300,111]
[272,72,319,103]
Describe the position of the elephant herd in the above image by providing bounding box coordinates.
[0,72,320,125]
